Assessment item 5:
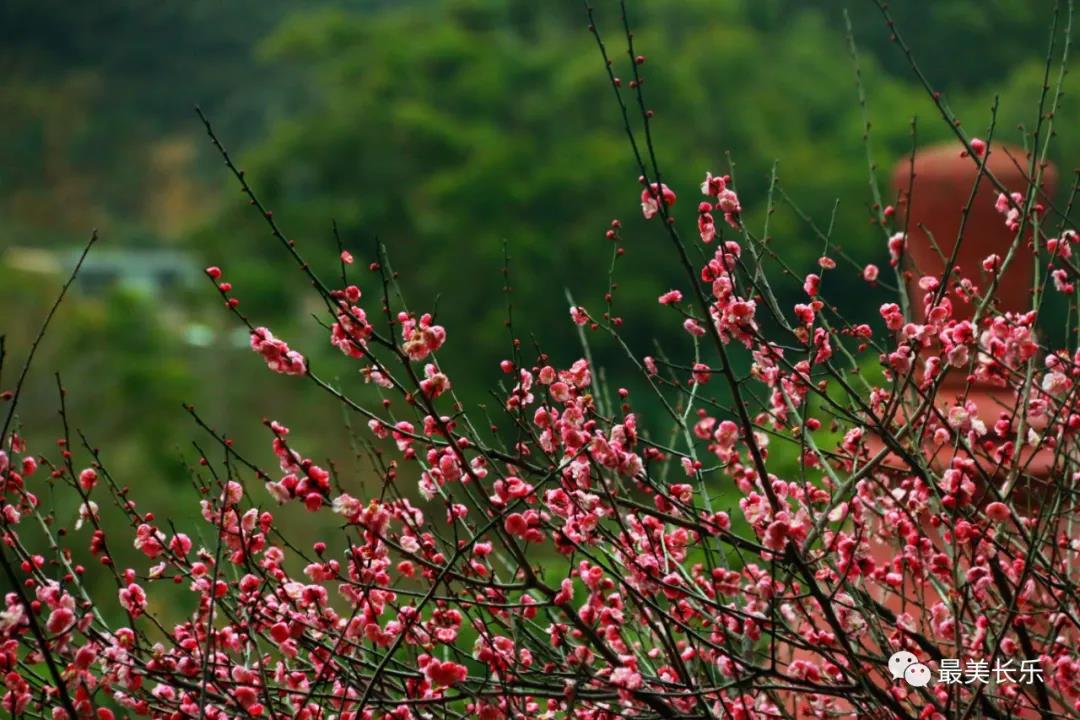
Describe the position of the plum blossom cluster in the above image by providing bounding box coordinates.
[638,180,675,220]
[699,172,742,234]
[250,327,307,376]
[640,172,742,243]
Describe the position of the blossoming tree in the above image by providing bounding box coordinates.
[1,2,1078,719]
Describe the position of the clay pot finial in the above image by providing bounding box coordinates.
[892,142,1057,323]
[890,142,1058,481]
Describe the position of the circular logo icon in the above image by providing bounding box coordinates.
[903,662,932,688]
[888,650,919,681]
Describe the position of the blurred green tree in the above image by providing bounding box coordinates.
[212,0,934,388]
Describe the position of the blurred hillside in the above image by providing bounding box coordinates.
[1,0,1076,601]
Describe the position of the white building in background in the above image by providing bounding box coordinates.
[2,245,223,345]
